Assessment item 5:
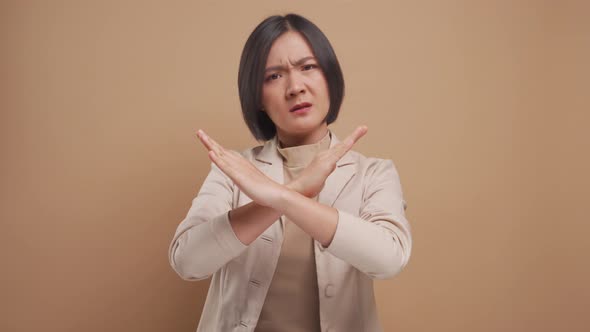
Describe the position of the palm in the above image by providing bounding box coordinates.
[196,130,284,208]
[294,126,368,198]
[195,126,367,205]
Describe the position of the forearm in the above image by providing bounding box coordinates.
[171,211,246,280]
[275,187,338,247]
[229,182,303,245]
[274,183,411,279]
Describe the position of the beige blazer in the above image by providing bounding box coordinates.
[168,130,412,332]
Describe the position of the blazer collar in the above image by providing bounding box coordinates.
[254,129,357,207]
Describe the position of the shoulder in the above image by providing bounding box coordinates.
[237,143,265,160]
[347,149,399,178]
[350,150,407,210]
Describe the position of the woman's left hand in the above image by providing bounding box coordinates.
[196,129,286,208]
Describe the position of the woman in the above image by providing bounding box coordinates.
[168,13,412,332]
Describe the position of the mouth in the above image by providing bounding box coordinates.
[289,102,312,113]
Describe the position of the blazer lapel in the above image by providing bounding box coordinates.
[318,131,357,207]
[253,136,286,233]
[253,130,357,208]
[254,135,284,185]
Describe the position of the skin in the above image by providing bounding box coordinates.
[260,31,332,147]
[195,31,368,247]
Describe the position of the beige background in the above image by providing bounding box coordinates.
[2,0,589,331]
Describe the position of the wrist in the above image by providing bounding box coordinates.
[274,184,298,213]
[286,179,302,194]
[287,179,316,198]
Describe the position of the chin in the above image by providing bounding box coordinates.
[289,123,322,133]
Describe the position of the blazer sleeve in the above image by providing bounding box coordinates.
[324,158,412,279]
[168,162,247,281]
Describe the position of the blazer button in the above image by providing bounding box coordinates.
[325,284,335,298]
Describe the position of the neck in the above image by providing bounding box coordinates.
[277,127,329,148]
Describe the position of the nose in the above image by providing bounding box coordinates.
[285,73,305,98]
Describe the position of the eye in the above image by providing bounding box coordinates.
[265,73,281,81]
[302,64,318,71]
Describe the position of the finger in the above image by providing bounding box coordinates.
[347,125,368,144]
[196,129,214,151]
[332,125,368,157]
[204,132,226,153]
[208,150,233,176]
[209,149,260,188]
[197,129,226,157]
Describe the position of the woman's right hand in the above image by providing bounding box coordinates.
[291,125,368,198]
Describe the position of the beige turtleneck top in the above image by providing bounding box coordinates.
[254,130,331,332]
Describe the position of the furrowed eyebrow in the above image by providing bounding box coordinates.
[264,56,317,72]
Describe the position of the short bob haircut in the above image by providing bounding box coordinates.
[238,13,345,141]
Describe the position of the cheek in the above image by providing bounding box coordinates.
[318,82,330,106]
[261,87,269,105]
[261,85,280,106]
[313,75,330,100]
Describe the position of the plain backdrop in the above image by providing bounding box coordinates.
[1,0,589,331]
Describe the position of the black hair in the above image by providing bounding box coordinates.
[237,13,345,141]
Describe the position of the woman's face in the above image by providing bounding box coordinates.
[261,31,330,146]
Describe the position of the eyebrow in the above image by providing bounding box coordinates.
[264,56,317,72]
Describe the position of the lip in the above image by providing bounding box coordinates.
[289,102,312,112]
[291,105,311,115]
